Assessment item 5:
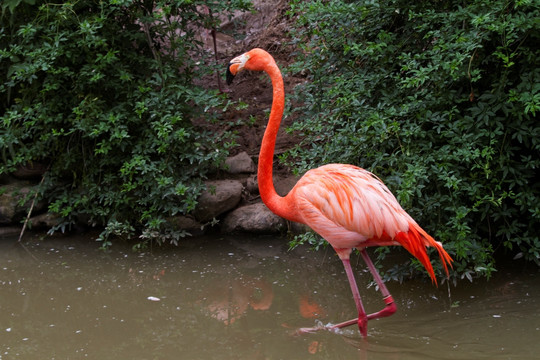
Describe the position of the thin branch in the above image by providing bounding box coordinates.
[18,172,46,243]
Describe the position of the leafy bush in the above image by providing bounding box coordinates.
[1,0,251,246]
[285,0,540,281]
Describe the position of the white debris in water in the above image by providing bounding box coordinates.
[147,296,160,302]
[493,314,501,318]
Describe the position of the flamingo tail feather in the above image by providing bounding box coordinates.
[394,223,453,285]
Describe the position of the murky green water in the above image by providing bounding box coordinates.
[1,232,539,359]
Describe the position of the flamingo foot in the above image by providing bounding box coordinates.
[326,318,358,331]
[325,295,397,333]
[294,322,326,335]
[296,313,369,337]
[294,320,361,336]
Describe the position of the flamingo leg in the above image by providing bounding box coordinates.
[341,257,369,337]
[297,250,396,337]
[297,256,369,336]
[327,249,397,332]
[360,249,397,319]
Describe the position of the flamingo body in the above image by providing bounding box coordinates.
[291,164,408,248]
[283,163,450,282]
[226,48,452,337]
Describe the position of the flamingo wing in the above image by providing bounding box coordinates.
[291,164,408,246]
[289,164,452,281]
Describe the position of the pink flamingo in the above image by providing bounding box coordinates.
[226,48,452,337]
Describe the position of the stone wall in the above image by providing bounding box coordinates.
[0,152,303,238]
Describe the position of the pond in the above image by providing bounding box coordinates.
[1,232,539,359]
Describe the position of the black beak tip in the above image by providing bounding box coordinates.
[226,65,235,85]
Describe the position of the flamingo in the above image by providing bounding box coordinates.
[226,48,453,337]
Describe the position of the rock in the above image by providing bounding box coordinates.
[221,203,286,234]
[224,151,256,174]
[245,174,299,196]
[12,162,48,180]
[246,175,258,194]
[289,221,310,234]
[28,212,59,230]
[0,226,21,238]
[193,180,243,222]
[167,215,205,236]
[0,182,46,225]
[274,174,300,196]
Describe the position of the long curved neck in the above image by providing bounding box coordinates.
[258,59,292,219]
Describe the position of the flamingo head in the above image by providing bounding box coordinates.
[226,48,271,85]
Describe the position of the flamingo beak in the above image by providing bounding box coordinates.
[226,64,237,85]
[226,53,249,85]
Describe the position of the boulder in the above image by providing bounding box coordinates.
[29,212,59,230]
[245,175,258,194]
[0,182,45,225]
[193,180,243,222]
[245,174,299,196]
[167,215,205,236]
[274,174,300,196]
[12,162,48,180]
[0,226,21,238]
[224,151,256,174]
[221,203,286,234]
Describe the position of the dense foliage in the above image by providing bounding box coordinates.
[285,0,540,282]
[0,0,250,246]
[2,0,539,282]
